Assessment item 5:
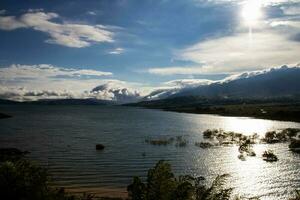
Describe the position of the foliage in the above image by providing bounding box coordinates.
[127,160,233,200]
[0,148,29,162]
[263,128,300,144]
[262,150,278,162]
[0,160,51,200]
[289,190,300,200]
[0,151,98,200]
[127,176,146,200]
[195,142,213,149]
[289,139,300,153]
[201,129,258,146]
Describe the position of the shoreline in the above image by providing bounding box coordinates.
[163,108,300,123]
[129,103,300,123]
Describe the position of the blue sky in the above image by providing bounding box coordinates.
[0,0,300,100]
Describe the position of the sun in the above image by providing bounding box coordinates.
[241,0,262,26]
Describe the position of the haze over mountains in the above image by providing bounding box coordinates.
[0,65,299,104]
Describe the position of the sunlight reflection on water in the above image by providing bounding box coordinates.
[223,117,271,135]
[0,105,299,199]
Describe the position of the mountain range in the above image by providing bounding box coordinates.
[0,65,299,105]
[144,65,300,101]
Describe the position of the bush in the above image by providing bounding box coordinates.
[195,142,213,149]
[289,139,300,153]
[262,150,278,162]
[0,151,95,200]
[127,160,233,200]
[289,190,300,200]
[1,159,55,200]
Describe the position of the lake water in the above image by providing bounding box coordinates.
[0,105,299,199]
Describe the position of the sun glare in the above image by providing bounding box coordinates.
[242,0,262,26]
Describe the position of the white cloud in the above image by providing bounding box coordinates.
[108,47,125,54]
[281,5,300,15]
[87,11,97,16]
[148,23,300,75]
[270,20,300,28]
[145,0,300,75]
[90,81,141,102]
[148,66,209,75]
[201,0,300,7]
[0,80,144,102]
[0,11,114,47]
[0,64,113,94]
[177,29,300,73]
[0,64,112,80]
[0,16,27,30]
[164,79,214,87]
[143,78,214,100]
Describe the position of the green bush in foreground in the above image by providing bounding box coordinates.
[0,159,78,200]
[0,158,98,200]
[127,160,232,200]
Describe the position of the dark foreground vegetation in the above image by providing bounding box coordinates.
[0,148,299,200]
[0,148,119,200]
[127,97,300,122]
[127,160,300,200]
[128,160,234,200]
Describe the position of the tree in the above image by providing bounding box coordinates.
[127,160,233,200]
[146,160,177,200]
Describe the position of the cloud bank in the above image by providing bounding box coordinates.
[0,10,114,47]
[0,64,145,102]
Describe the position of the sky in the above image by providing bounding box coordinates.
[0,0,299,101]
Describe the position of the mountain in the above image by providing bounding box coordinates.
[127,66,300,122]
[1,66,299,104]
[145,65,300,100]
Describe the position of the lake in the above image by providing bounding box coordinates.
[0,105,299,199]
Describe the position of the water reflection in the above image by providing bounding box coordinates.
[223,117,272,135]
[0,105,299,199]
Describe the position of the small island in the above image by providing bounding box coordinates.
[0,112,11,119]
